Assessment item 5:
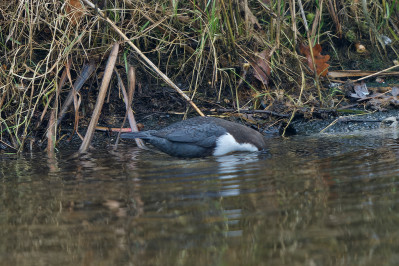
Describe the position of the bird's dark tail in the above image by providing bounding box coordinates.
[120,131,154,140]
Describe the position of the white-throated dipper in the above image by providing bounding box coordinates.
[121,116,267,158]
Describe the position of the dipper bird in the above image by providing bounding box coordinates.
[121,116,267,158]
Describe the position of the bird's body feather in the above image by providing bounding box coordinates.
[121,116,266,158]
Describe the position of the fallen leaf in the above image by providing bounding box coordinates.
[299,43,330,77]
[391,87,399,97]
[350,84,399,109]
[350,82,369,99]
[249,49,271,86]
[65,0,84,25]
[367,97,390,111]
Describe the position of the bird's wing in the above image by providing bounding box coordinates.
[153,123,225,147]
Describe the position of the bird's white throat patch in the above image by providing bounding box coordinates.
[213,133,258,156]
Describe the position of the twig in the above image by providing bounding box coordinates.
[281,108,297,137]
[81,0,205,117]
[216,108,290,117]
[0,140,17,151]
[355,64,399,82]
[95,126,134,132]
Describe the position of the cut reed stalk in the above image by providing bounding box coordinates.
[79,43,119,153]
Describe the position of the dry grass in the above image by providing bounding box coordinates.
[0,0,398,151]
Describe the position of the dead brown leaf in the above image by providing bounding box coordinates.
[351,84,399,110]
[249,49,271,86]
[65,0,84,25]
[299,43,330,77]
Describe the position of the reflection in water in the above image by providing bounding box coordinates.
[216,153,260,196]
[1,134,399,265]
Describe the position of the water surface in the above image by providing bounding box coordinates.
[1,130,399,265]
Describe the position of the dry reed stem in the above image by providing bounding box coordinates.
[79,43,119,153]
[119,66,145,149]
[81,0,205,117]
[45,61,69,154]
[310,0,323,43]
[327,0,342,38]
[355,64,399,82]
[57,61,97,125]
[128,66,136,104]
[46,108,56,156]
[114,67,146,150]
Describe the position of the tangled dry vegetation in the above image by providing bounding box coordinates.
[0,0,398,152]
